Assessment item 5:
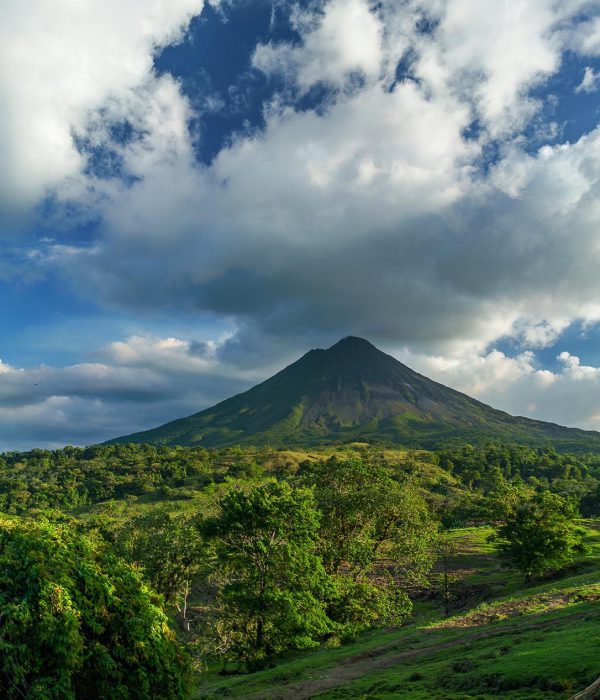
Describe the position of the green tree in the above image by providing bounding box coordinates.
[0,516,189,699]
[483,479,526,522]
[107,509,205,633]
[202,481,330,669]
[495,492,587,581]
[301,458,436,633]
[303,458,437,579]
[109,510,204,602]
[580,483,600,517]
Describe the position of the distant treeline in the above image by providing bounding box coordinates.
[0,444,212,512]
[435,443,600,517]
[0,442,599,518]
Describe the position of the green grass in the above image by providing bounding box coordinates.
[196,521,600,699]
[313,608,600,700]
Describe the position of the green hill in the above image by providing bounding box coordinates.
[108,336,600,450]
[197,521,600,699]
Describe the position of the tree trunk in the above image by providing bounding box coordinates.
[443,554,450,617]
[570,676,600,700]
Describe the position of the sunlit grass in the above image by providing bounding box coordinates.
[196,521,600,699]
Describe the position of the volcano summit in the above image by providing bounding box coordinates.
[109,337,600,450]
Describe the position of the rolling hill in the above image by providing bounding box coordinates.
[108,336,600,450]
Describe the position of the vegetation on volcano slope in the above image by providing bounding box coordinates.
[107,337,600,452]
[1,442,600,698]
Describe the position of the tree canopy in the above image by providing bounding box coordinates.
[202,481,331,669]
[495,492,587,581]
[0,516,189,700]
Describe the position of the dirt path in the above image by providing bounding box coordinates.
[250,609,600,700]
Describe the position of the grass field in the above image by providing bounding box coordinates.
[196,522,600,699]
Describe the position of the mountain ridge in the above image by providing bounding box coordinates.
[107,336,600,450]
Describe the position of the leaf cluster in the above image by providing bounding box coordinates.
[0,516,189,699]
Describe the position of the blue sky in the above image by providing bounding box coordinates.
[2,0,600,449]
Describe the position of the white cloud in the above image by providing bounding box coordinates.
[575,65,600,93]
[99,335,227,375]
[401,346,600,431]
[0,334,256,450]
[407,0,564,137]
[0,0,205,223]
[57,105,600,357]
[253,0,580,137]
[512,319,570,349]
[2,1,600,446]
[253,0,383,91]
[569,15,600,56]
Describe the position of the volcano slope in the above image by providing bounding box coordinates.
[109,336,600,450]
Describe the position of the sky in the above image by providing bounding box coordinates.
[2,0,600,450]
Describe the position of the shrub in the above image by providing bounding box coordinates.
[0,516,189,699]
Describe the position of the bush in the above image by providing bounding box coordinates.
[0,516,189,699]
[496,492,587,581]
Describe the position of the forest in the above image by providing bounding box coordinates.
[0,442,599,698]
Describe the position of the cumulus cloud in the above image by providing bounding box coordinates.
[3,0,600,444]
[401,347,600,432]
[569,14,600,56]
[59,102,600,358]
[36,0,596,353]
[575,65,600,92]
[0,334,259,450]
[253,0,383,91]
[255,0,583,136]
[0,0,205,224]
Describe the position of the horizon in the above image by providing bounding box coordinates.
[2,1,600,449]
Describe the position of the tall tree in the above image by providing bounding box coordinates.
[495,492,587,581]
[0,515,189,700]
[202,481,330,669]
[107,509,205,630]
[302,457,437,579]
[107,510,203,599]
[301,457,437,633]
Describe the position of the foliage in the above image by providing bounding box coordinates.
[1,440,599,689]
[198,521,600,699]
[482,479,526,521]
[202,481,331,669]
[580,483,600,517]
[438,443,600,496]
[495,492,588,580]
[298,457,437,635]
[1,442,599,525]
[326,575,412,637]
[0,444,212,513]
[107,509,205,604]
[302,457,438,579]
[0,516,189,699]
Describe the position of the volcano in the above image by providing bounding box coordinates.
[108,336,600,450]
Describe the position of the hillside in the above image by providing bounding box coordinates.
[198,521,600,699]
[108,337,600,451]
[109,337,600,450]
